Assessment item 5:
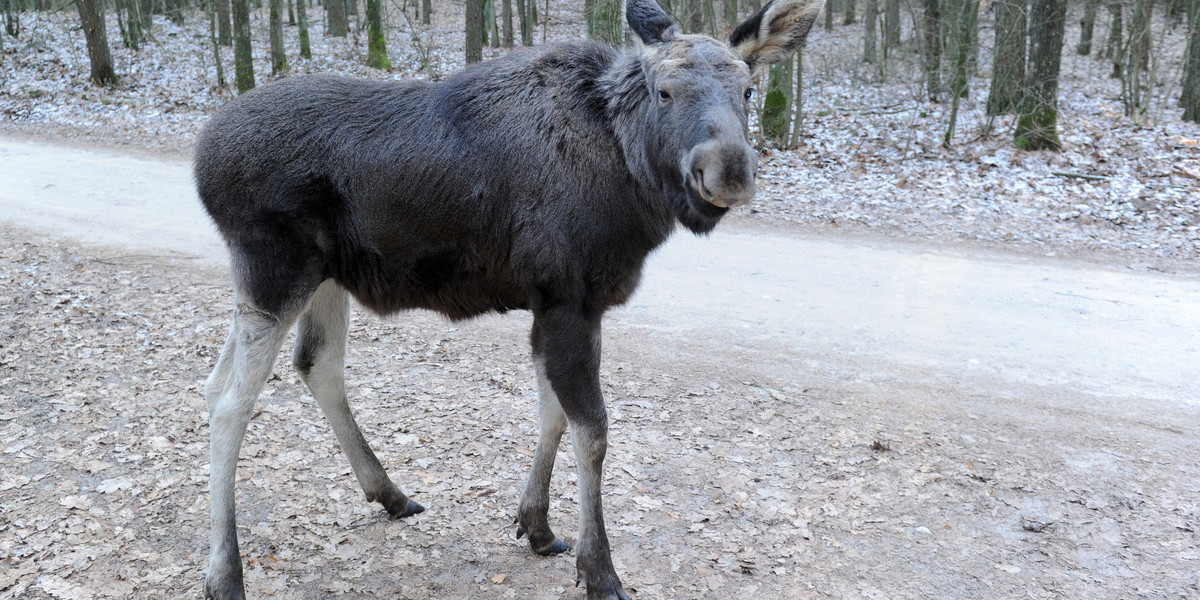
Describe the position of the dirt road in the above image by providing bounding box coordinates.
[2,137,1198,599]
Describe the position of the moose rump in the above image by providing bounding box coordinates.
[195,0,822,598]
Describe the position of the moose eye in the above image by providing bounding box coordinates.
[657,89,672,102]
[744,87,754,101]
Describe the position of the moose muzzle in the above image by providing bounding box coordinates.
[682,139,758,209]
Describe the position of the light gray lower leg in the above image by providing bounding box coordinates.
[571,421,628,600]
[293,281,422,518]
[206,303,294,600]
[204,327,237,413]
[516,356,571,555]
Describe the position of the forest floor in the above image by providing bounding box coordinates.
[1,2,1200,599]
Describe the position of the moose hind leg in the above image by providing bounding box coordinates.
[206,301,296,600]
[292,279,423,518]
[516,352,572,555]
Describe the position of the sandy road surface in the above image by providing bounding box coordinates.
[2,137,1198,599]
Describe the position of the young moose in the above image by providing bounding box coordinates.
[195,0,821,597]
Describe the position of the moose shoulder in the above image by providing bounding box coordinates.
[195,0,822,598]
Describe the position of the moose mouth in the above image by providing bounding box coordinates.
[682,177,732,219]
[683,169,753,211]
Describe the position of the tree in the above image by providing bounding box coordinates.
[987,0,1026,115]
[689,0,703,33]
[297,0,311,59]
[1077,0,1097,55]
[466,0,483,63]
[762,57,794,144]
[503,0,513,46]
[863,0,877,62]
[76,0,118,86]
[884,0,900,49]
[944,0,978,145]
[1183,0,1199,121]
[588,0,622,45]
[233,0,254,92]
[3,0,20,38]
[328,0,349,36]
[844,0,856,24]
[486,0,499,48]
[270,0,288,75]
[517,0,532,44]
[422,0,431,25]
[216,0,232,45]
[1105,0,1122,74]
[1014,0,1067,151]
[367,0,389,68]
[923,0,942,100]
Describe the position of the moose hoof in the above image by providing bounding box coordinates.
[577,574,631,600]
[385,498,425,519]
[515,523,571,555]
[370,489,425,519]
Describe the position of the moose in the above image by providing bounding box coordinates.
[195,0,821,597]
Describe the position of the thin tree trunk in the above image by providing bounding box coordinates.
[76,0,118,86]
[1121,0,1152,114]
[287,0,294,24]
[825,0,834,30]
[422,0,431,23]
[327,0,347,36]
[345,0,357,17]
[140,0,153,30]
[790,47,804,146]
[864,0,877,62]
[216,0,232,44]
[486,0,498,47]
[3,0,20,38]
[725,0,737,34]
[232,0,254,92]
[923,0,941,100]
[207,0,227,86]
[688,0,702,33]
[987,0,1026,114]
[367,0,388,67]
[844,0,855,24]
[884,0,900,48]
[516,0,531,44]
[1182,0,1199,120]
[503,0,513,46]
[1105,0,1122,70]
[1014,0,1067,150]
[270,0,288,74]
[944,0,978,145]
[297,0,310,57]
[466,0,483,63]
[1078,0,1097,54]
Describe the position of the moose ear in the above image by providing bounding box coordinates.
[729,0,824,72]
[627,0,680,45]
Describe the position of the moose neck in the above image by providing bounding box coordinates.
[599,51,729,236]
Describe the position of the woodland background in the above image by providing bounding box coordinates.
[0,0,1198,260]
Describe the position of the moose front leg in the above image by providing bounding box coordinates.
[531,306,630,600]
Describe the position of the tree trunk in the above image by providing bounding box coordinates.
[1077,0,1097,54]
[1105,0,1122,70]
[75,0,118,86]
[297,0,310,58]
[367,0,389,67]
[825,0,834,30]
[139,0,153,30]
[516,0,531,44]
[762,56,794,145]
[588,0,622,44]
[3,0,20,38]
[216,0,232,45]
[725,0,738,34]
[863,0,877,62]
[422,0,430,24]
[1014,0,1066,150]
[503,0,513,46]
[844,0,855,24]
[688,0,702,34]
[270,0,288,74]
[486,0,498,47]
[233,0,254,92]
[923,0,941,100]
[987,0,1026,114]
[884,0,900,48]
[1128,0,1151,71]
[466,0,483,63]
[1182,0,1199,121]
[327,0,348,36]
[944,0,978,145]
[346,0,357,17]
